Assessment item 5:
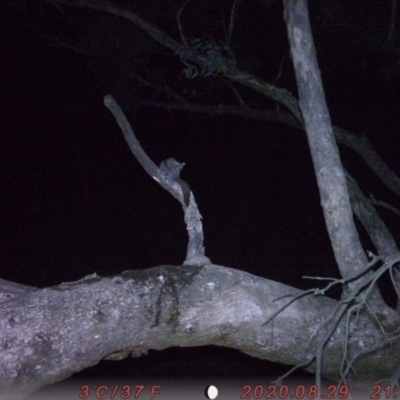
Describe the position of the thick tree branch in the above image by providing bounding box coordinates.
[0,279,37,304]
[1,265,400,399]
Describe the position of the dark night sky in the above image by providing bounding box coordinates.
[1,0,400,382]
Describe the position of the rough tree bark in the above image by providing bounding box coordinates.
[2,264,400,400]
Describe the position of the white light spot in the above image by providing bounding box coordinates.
[205,385,218,399]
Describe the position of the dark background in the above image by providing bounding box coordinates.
[1,0,400,381]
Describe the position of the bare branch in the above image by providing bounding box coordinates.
[228,0,242,48]
[139,99,300,127]
[177,0,190,47]
[345,171,399,256]
[334,126,400,197]
[104,95,210,266]
[369,196,400,219]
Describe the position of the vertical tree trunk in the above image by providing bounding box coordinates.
[282,0,384,306]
